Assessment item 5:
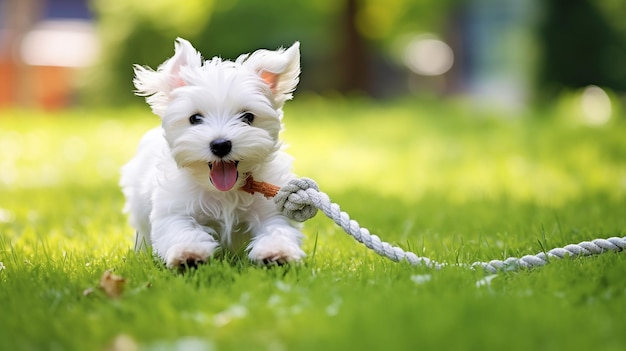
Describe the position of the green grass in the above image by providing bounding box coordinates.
[1,98,625,351]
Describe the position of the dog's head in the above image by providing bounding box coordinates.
[133,38,300,192]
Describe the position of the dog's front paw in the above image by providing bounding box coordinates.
[248,234,305,265]
[165,241,220,269]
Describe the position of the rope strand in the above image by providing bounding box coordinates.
[246,177,625,272]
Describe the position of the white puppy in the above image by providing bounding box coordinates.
[120,38,305,269]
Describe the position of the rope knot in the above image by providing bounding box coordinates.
[274,178,320,222]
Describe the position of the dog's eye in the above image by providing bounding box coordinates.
[189,114,203,125]
[241,112,255,125]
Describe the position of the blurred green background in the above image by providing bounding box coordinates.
[1,0,626,112]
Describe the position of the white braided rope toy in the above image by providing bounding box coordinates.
[243,177,626,273]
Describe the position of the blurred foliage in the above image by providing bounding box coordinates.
[81,0,626,107]
[355,0,454,41]
[536,0,626,100]
[81,0,453,106]
[596,0,626,39]
[83,0,215,105]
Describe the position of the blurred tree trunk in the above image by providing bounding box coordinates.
[337,0,370,94]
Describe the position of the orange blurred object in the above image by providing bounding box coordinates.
[0,58,73,110]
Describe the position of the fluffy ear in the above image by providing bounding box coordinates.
[239,42,301,106]
[133,37,202,116]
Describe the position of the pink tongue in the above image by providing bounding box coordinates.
[210,161,238,191]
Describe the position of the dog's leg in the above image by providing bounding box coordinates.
[247,215,305,265]
[151,216,220,269]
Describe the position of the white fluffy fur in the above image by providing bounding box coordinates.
[120,38,305,268]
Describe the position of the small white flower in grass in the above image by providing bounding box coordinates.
[146,337,215,351]
[267,294,282,307]
[213,305,248,327]
[325,296,343,316]
[0,208,14,223]
[171,337,215,351]
[182,311,209,324]
[476,274,498,288]
[108,334,137,351]
[274,281,291,292]
[410,274,432,285]
[0,262,5,272]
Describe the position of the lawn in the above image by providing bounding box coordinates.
[1,98,625,351]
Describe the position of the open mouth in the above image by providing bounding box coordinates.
[208,161,239,191]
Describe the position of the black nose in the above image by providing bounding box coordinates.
[210,138,232,157]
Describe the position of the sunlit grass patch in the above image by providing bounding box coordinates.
[284,99,626,206]
[0,108,155,189]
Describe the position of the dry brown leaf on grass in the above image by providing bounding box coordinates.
[97,270,126,298]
